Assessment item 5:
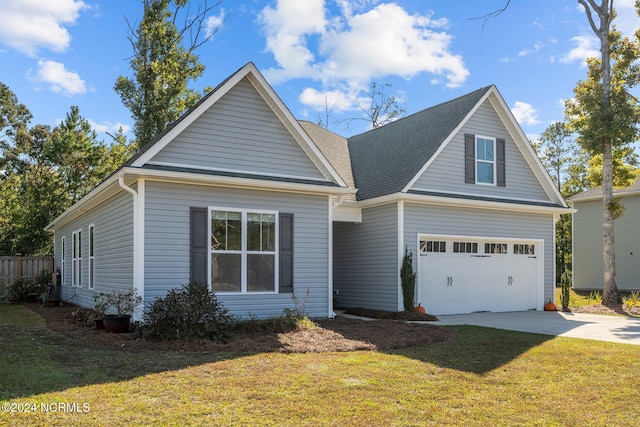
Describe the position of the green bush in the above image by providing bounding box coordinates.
[400,247,416,311]
[142,281,233,341]
[7,278,43,301]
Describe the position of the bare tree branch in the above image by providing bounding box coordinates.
[468,0,511,34]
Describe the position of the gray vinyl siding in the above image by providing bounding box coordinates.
[573,197,640,290]
[149,78,327,182]
[403,203,555,303]
[55,190,134,309]
[411,100,550,202]
[144,181,330,318]
[333,203,399,311]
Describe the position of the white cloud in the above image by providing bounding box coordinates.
[518,42,543,57]
[0,0,87,56]
[299,87,359,113]
[205,8,226,38]
[560,35,600,66]
[29,60,86,96]
[259,0,469,112]
[88,119,131,135]
[511,101,540,126]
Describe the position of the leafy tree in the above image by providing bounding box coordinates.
[48,106,108,204]
[566,2,640,305]
[537,122,576,191]
[114,0,223,146]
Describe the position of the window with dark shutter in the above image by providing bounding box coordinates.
[496,138,506,187]
[190,207,208,284]
[279,213,294,294]
[465,133,475,184]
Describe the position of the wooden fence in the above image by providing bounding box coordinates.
[0,256,54,300]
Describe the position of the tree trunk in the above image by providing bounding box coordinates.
[601,139,619,304]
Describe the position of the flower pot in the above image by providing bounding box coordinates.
[94,318,105,330]
[103,315,131,333]
[26,295,37,303]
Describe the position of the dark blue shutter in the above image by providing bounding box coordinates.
[465,133,475,184]
[190,207,208,284]
[279,213,294,293]
[496,138,506,187]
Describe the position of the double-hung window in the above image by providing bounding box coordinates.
[61,237,66,286]
[476,136,495,184]
[211,209,277,293]
[88,225,95,290]
[465,133,505,187]
[72,230,82,287]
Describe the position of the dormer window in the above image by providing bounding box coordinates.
[464,133,506,187]
[476,136,495,184]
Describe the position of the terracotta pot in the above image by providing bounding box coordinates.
[94,318,105,330]
[103,315,131,333]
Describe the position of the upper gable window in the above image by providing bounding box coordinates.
[476,137,495,184]
[465,133,506,187]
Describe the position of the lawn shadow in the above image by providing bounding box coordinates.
[390,325,555,375]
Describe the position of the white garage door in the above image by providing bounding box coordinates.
[418,236,541,315]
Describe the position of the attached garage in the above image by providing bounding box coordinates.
[418,235,543,315]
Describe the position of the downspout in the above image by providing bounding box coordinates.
[118,177,144,321]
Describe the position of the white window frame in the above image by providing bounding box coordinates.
[73,229,82,288]
[88,224,95,290]
[475,135,496,186]
[209,207,279,294]
[61,237,66,286]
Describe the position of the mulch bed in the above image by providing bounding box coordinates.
[343,307,439,321]
[23,303,453,354]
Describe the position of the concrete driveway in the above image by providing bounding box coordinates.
[431,311,640,345]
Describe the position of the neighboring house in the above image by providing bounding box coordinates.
[568,180,640,291]
[45,62,570,318]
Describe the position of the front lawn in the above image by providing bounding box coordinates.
[1,304,639,426]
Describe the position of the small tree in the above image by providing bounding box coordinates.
[400,247,416,311]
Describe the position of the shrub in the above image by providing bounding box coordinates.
[143,281,233,341]
[560,270,572,311]
[7,278,41,301]
[102,290,142,316]
[400,247,416,311]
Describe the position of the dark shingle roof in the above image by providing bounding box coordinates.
[347,86,492,200]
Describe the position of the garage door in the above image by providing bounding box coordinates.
[418,236,540,315]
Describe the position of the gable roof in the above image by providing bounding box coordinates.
[568,178,640,202]
[126,62,347,188]
[347,86,492,200]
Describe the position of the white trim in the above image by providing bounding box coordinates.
[397,201,405,311]
[209,207,279,294]
[408,187,555,205]
[416,233,545,311]
[146,160,332,183]
[328,196,335,318]
[358,192,574,215]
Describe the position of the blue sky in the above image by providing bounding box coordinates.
[1,0,638,142]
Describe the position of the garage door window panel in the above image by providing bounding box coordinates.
[421,241,446,253]
[485,243,508,254]
[453,242,478,253]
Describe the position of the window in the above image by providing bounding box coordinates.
[453,242,478,253]
[61,237,66,286]
[514,244,535,255]
[485,243,508,254]
[465,133,505,187]
[72,230,82,287]
[476,137,495,184]
[211,209,277,293]
[420,240,446,253]
[89,225,95,290]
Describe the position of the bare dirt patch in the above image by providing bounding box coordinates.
[24,303,452,354]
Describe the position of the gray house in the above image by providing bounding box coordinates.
[568,180,640,291]
[46,62,569,318]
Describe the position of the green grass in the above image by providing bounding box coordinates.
[555,287,640,309]
[1,305,639,426]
